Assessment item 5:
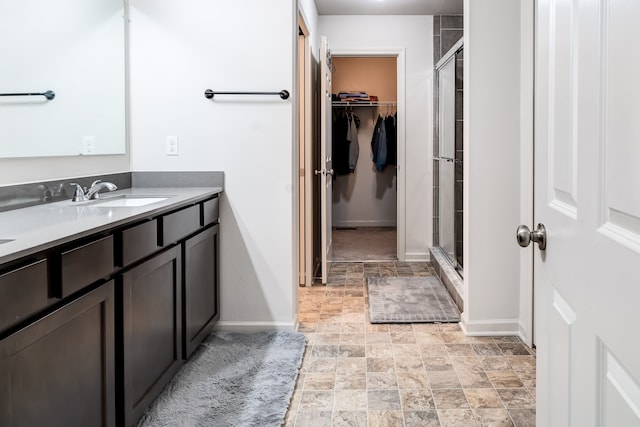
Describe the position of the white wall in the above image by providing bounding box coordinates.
[0,155,130,185]
[318,15,433,260]
[129,0,298,330]
[462,0,522,335]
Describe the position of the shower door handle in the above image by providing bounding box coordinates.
[516,223,547,250]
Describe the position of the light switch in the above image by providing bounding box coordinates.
[82,136,95,155]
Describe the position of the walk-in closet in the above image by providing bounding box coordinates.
[330,56,398,262]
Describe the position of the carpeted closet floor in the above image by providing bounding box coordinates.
[331,227,397,262]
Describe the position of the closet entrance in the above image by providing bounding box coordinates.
[331,56,398,262]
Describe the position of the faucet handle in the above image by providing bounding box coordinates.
[38,184,53,202]
[69,183,87,202]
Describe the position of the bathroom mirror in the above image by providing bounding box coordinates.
[0,0,126,158]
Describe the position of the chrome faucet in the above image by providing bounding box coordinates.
[70,180,118,202]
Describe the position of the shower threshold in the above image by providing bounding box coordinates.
[430,246,464,312]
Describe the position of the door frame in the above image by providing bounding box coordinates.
[519,0,535,347]
[297,13,313,286]
[319,36,333,284]
[329,47,407,261]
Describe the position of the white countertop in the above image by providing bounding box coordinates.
[0,186,222,265]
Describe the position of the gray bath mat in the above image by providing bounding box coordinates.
[367,276,460,323]
[137,331,306,427]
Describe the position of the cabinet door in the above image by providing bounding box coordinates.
[120,246,182,427]
[183,224,219,359]
[0,281,115,427]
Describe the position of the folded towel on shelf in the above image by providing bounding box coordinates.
[338,91,369,100]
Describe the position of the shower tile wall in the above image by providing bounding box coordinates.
[434,16,463,64]
[433,15,463,266]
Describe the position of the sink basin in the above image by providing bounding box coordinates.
[93,196,169,208]
[0,239,14,245]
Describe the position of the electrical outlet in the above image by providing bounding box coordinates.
[82,136,95,155]
[166,136,179,156]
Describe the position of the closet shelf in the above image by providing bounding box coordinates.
[332,101,396,107]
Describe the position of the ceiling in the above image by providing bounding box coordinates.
[314,0,463,16]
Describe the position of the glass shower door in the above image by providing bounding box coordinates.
[437,56,456,264]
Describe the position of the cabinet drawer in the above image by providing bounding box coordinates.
[160,205,200,245]
[117,220,159,267]
[201,197,219,226]
[61,236,114,297]
[0,259,49,333]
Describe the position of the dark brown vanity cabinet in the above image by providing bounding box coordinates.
[0,281,115,427]
[183,224,219,359]
[119,246,182,427]
[0,193,220,427]
[115,195,220,425]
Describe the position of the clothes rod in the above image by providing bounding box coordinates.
[0,90,55,100]
[204,89,289,100]
[332,101,396,107]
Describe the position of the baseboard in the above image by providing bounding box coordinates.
[403,252,430,262]
[333,220,397,228]
[460,318,520,336]
[518,320,533,347]
[214,321,297,333]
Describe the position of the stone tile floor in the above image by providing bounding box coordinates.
[285,261,536,426]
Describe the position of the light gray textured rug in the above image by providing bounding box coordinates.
[137,331,306,427]
[367,276,461,323]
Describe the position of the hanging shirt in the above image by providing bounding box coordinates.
[346,113,359,173]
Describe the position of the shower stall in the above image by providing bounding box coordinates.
[433,39,464,276]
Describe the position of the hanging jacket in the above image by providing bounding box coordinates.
[370,115,381,165]
[332,109,351,175]
[385,113,397,166]
[371,115,387,171]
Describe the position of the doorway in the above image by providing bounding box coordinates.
[331,56,398,263]
[298,45,408,285]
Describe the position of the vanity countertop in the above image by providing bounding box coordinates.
[0,186,222,265]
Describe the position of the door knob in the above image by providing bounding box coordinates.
[314,169,335,176]
[516,223,547,250]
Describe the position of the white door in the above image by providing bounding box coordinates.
[534,0,640,425]
[319,36,333,283]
